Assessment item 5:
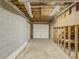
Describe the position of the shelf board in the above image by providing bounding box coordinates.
[61,39,79,43]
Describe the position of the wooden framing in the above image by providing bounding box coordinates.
[64,27,66,51]
[49,24,51,40]
[54,25,79,59]
[68,26,71,57]
[10,0,55,23]
[76,2,79,11]
[57,27,60,45]
[55,2,77,21]
[53,2,79,59]
[56,2,76,18]
[75,26,78,59]
[54,31,57,43]
[60,29,62,47]
[55,30,58,44]
[54,28,58,44]
[30,24,33,39]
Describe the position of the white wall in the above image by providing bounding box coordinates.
[33,24,49,39]
[0,7,30,59]
[27,22,30,40]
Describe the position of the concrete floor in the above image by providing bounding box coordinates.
[16,39,69,59]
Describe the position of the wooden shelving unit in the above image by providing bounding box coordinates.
[53,2,79,59]
[54,25,79,59]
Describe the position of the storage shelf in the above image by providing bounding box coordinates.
[54,25,79,59]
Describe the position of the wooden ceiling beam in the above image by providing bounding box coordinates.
[11,0,54,23]
[32,5,53,8]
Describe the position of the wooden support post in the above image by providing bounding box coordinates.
[55,29,57,44]
[68,26,71,57]
[49,24,51,40]
[57,28,60,45]
[60,35,62,47]
[64,27,66,51]
[75,26,78,59]
[53,29,55,42]
[54,28,56,43]
[60,28,62,47]
[30,24,33,39]
[54,28,57,43]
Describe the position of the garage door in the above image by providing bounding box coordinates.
[33,24,49,39]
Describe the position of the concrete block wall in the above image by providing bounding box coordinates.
[0,7,30,59]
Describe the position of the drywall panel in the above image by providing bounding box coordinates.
[33,24,49,39]
[0,7,30,59]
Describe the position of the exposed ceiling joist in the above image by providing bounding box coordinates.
[10,0,73,23]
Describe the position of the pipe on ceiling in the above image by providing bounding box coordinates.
[19,0,33,18]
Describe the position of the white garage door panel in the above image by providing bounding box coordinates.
[33,24,49,39]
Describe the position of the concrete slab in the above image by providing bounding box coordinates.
[16,39,69,59]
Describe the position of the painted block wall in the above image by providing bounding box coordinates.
[0,7,30,59]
